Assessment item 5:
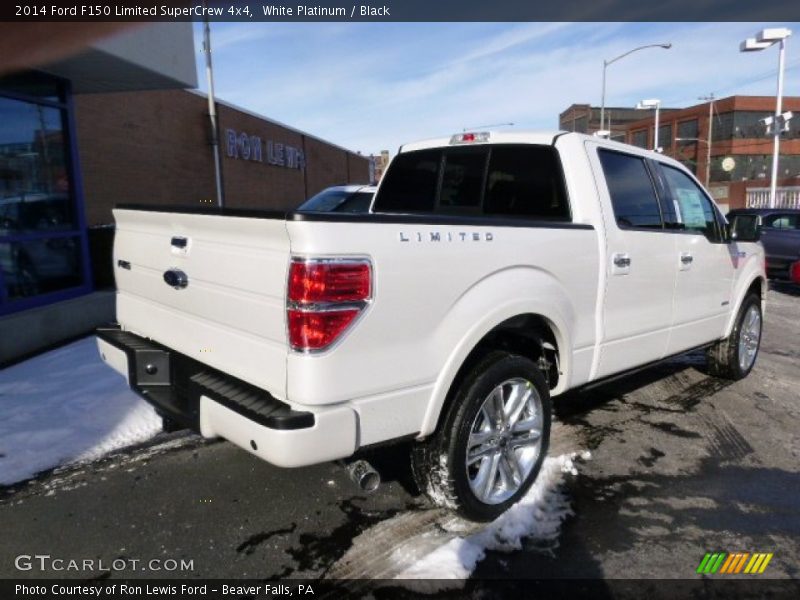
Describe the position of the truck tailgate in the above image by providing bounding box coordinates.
[112,208,289,399]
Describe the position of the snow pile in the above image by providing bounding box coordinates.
[395,451,590,584]
[0,337,161,485]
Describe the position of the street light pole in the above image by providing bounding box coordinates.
[636,99,661,151]
[600,43,672,134]
[740,28,793,209]
[654,103,660,151]
[770,37,787,208]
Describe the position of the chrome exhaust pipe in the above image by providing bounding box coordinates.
[346,459,380,493]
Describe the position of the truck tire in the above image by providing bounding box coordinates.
[411,351,551,522]
[707,293,762,380]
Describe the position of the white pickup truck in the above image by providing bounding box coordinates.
[97,131,765,521]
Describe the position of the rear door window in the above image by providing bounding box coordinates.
[598,150,663,229]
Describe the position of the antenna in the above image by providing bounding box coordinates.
[462,122,514,132]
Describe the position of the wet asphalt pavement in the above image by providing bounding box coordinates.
[1,283,799,584]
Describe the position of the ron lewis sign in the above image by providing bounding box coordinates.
[225,128,306,170]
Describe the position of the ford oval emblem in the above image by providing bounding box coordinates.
[163,268,189,289]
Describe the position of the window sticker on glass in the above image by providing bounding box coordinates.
[676,189,706,229]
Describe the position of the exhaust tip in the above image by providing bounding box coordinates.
[347,459,381,493]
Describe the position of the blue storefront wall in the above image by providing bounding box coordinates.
[0,72,93,317]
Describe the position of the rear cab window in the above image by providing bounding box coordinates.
[374,149,440,212]
[373,144,571,221]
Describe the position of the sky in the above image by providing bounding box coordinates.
[192,22,800,156]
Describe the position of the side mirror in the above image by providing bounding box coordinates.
[728,214,761,243]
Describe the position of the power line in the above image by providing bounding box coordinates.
[669,60,800,108]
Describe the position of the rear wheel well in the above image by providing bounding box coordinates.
[432,314,560,434]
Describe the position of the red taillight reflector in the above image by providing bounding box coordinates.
[790,261,800,284]
[288,261,371,304]
[288,309,360,351]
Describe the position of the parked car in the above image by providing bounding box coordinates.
[97,131,765,521]
[727,208,800,280]
[297,184,376,213]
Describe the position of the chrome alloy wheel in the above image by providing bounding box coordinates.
[738,304,762,372]
[465,377,544,505]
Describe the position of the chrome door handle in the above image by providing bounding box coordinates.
[613,254,631,267]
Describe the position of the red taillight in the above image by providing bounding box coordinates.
[287,309,360,351]
[287,259,372,351]
[288,261,371,303]
[790,261,800,284]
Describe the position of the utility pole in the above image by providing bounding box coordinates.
[203,5,224,208]
[699,93,715,187]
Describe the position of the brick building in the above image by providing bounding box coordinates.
[623,95,800,211]
[559,103,680,142]
[369,149,391,182]
[74,89,369,227]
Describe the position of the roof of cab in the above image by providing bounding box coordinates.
[399,130,562,152]
[397,130,690,173]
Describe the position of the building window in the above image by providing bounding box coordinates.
[675,120,700,176]
[711,112,734,142]
[0,72,90,315]
[658,123,673,150]
[677,119,699,141]
[710,111,795,141]
[709,154,800,182]
[572,116,588,133]
[631,130,648,148]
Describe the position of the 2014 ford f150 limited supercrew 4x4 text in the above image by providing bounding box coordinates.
[96,131,765,521]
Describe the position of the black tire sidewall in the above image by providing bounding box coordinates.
[444,353,551,521]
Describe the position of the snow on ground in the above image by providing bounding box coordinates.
[394,451,591,587]
[0,337,161,486]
